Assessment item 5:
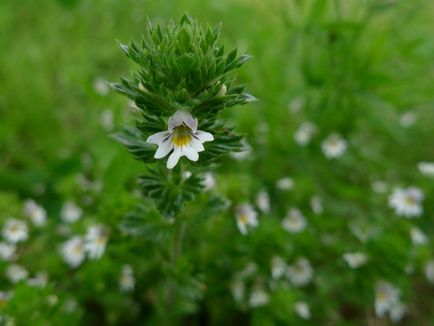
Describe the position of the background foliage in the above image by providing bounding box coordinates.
[1,0,434,325]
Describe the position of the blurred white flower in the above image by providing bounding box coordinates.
[276,177,294,190]
[230,139,252,161]
[231,280,245,303]
[375,281,400,317]
[282,208,307,233]
[388,187,424,218]
[371,181,388,194]
[310,196,323,214]
[63,298,78,314]
[27,272,48,288]
[424,260,434,283]
[6,264,28,283]
[2,218,28,244]
[389,301,406,323]
[248,288,269,308]
[61,236,85,268]
[256,191,270,214]
[93,77,110,96]
[236,262,258,280]
[343,252,368,269]
[47,295,59,306]
[399,111,416,127]
[0,242,16,261]
[322,133,347,159]
[271,256,287,279]
[23,199,47,227]
[100,109,114,131]
[202,172,216,191]
[294,301,311,320]
[235,204,258,235]
[418,162,434,177]
[287,258,313,287]
[61,201,83,223]
[288,96,305,114]
[294,121,316,146]
[84,225,108,260]
[410,227,428,245]
[119,265,135,292]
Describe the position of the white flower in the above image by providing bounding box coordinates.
[230,140,252,161]
[294,301,311,320]
[63,298,78,314]
[388,187,424,218]
[0,242,16,261]
[248,288,269,308]
[390,301,406,323]
[60,236,85,268]
[6,264,28,283]
[343,252,368,269]
[27,272,48,288]
[375,281,400,317]
[321,133,347,159]
[418,162,434,176]
[287,258,313,287]
[2,218,28,244]
[271,256,287,279]
[256,191,270,214]
[282,208,307,233]
[399,111,416,127]
[23,199,47,227]
[84,225,108,260]
[93,77,109,96]
[294,122,316,146]
[119,265,135,292]
[202,172,216,191]
[310,196,323,214]
[276,177,294,190]
[230,280,245,303]
[371,181,388,193]
[100,109,114,131]
[146,110,214,169]
[235,204,258,235]
[60,201,83,223]
[410,227,428,245]
[424,260,434,283]
[288,96,305,114]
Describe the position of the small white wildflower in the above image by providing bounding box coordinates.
[371,181,388,193]
[287,258,313,287]
[343,252,368,269]
[6,264,28,283]
[230,280,245,303]
[146,110,214,169]
[27,272,48,288]
[294,121,316,146]
[202,172,216,191]
[389,301,406,323]
[0,242,16,261]
[60,201,83,223]
[47,295,59,306]
[256,191,270,214]
[375,281,400,317]
[119,265,135,292]
[410,227,428,245]
[424,260,434,283]
[418,162,434,177]
[93,77,109,96]
[399,111,416,127]
[236,262,258,280]
[84,225,108,260]
[2,219,28,244]
[282,208,307,233]
[23,199,47,227]
[63,298,78,314]
[235,204,258,235]
[288,96,305,114]
[310,196,323,214]
[271,256,287,279]
[248,288,269,308]
[230,140,252,161]
[100,109,114,131]
[294,301,311,320]
[388,187,424,218]
[276,177,294,190]
[60,236,85,268]
[322,133,347,159]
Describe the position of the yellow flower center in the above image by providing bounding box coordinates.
[404,195,416,206]
[172,125,192,147]
[238,214,248,225]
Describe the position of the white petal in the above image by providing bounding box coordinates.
[190,137,205,152]
[147,131,170,145]
[195,130,214,143]
[167,148,182,169]
[168,110,195,132]
[154,140,173,159]
[182,146,199,161]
